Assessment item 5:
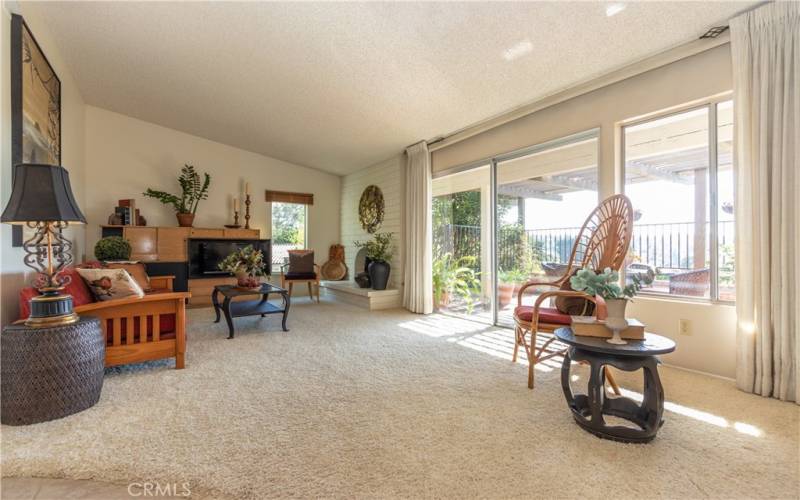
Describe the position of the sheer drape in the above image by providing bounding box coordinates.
[730,2,800,402]
[403,142,433,314]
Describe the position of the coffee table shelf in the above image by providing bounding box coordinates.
[212,284,290,339]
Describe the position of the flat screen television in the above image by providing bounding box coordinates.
[188,238,271,279]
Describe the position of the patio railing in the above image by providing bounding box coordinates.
[434,221,735,272]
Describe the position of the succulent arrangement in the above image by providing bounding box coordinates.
[569,267,649,300]
[94,236,132,262]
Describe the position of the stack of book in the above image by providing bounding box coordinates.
[114,199,139,226]
[570,316,645,340]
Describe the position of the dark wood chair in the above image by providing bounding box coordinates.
[280,249,320,302]
[513,194,634,389]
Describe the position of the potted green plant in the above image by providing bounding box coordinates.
[143,164,211,227]
[218,245,266,289]
[94,236,132,262]
[432,253,480,312]
[354,232,394,290]
[497,268,526,309]
[569,267,649,344]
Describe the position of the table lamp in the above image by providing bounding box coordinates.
[1,164,87,326]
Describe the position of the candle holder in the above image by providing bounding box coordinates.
[224,210,241,229]
[244,194,251,229]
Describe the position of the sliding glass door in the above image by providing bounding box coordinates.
[432,165,493,323]
[495,132,599,326]
[431,131,599,327]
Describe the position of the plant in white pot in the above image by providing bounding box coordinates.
[570,268,649,345]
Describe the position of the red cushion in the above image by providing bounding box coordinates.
[514,306,573,325]
[61,267,95,307]
[18,267,95,320]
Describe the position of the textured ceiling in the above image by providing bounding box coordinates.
[33,1,754,175]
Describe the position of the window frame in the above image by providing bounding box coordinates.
[270,201,309,273]
[620,94,734,304]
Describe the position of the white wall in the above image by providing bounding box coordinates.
[340,155,404,290]
[1,2,86,326]
[83,106,341,266]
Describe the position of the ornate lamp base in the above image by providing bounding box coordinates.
[26,292,78,327]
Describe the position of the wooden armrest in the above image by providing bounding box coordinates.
[516,280,564,306]
[149,275,175,291]
[74,292,191,313]
[532,290,595,313]
[150,275,176,280]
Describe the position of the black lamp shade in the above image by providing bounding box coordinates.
[1,164,86,224]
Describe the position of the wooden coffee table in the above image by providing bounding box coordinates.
[212,284,290,339]
[555,327,676,443]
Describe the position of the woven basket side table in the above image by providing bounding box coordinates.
[2,316,105,426]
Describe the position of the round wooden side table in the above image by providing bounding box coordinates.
[1,316,105,426]
[555,327,676,443]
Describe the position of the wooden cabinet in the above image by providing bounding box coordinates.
[157,227,191,262]
[124,227,158,262]
[190,228,224,239]
[223,228,260,239]
[188,277,236,307]
[111,226,261,264]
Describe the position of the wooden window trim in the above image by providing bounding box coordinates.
[265,190,313,205]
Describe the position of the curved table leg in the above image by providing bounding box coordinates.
[212,288,221,323]
[222,297,235,339]
[562,348,666,443]
[281,291,291,332]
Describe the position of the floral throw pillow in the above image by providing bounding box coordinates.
[76,268,145,302]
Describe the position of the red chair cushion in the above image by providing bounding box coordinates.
[514,306,573,325]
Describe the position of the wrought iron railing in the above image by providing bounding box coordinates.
[433,221,735,272]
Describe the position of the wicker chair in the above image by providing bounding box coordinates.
[513,194,634,389]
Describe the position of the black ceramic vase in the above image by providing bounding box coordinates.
[368,261,390,290]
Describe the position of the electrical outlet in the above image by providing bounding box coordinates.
[679,319,692,336]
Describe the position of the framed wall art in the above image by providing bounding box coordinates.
[10,14,62,246]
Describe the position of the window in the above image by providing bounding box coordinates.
[495,131,599,326]
[623,100,734,301]
[271,202,307,272]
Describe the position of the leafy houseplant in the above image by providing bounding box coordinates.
[218,245,266,288]
[354,232,394,290]
[432,253,480,313]
[94,236,132,262]
[497,268,527,308]
[570,267,650,344]
[143,164,211,227]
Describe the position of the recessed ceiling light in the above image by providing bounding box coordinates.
[606,3,626,17]
[503,40,533,61]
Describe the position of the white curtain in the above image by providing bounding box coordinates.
[403,142,433,314]
[731,2,800,403]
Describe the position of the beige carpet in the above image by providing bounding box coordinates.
[2,301,798,499]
